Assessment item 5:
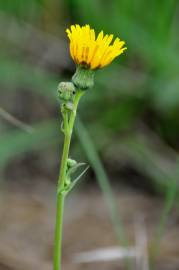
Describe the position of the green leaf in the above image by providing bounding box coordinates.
[68,165,89,193]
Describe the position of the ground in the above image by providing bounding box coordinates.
[0,180,178,270]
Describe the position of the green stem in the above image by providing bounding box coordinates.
[53,90,83,270]
[53,192,65,270]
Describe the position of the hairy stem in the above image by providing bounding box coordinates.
[53,90,84,270]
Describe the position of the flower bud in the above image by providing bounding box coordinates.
[58,82,76,101]
[67,158,77,168]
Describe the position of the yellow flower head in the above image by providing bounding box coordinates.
[66,24,127,70]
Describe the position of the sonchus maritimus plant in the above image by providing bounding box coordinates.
[53,24,126,270]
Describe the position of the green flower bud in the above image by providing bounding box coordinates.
[72,66,95,90]
[67,158,77,168]
[58,82,76,101]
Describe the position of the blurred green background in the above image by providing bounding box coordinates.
[0,1,179,270]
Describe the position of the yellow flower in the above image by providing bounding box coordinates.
[66,24,127,70]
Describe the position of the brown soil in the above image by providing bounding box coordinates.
[0,181,178,270]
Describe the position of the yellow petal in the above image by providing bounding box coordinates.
[66,24,126,69]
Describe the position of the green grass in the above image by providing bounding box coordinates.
[0,0,179,268]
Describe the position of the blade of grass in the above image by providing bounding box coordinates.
[0,107,34,133]
[0,120,59,168]
[75,117,128,247]
[150,178,177,267]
